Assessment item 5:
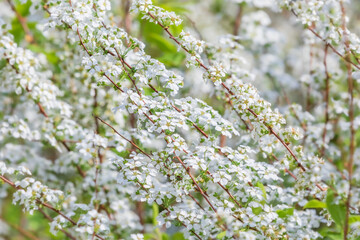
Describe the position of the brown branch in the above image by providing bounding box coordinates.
[187,193,205,211]
[247,108,307,172]
[122,0,132,33]
[95,116,152,159]
[7,52,89,184]
[72,16,210,142]
[98,116,242,234]
[114,48,142,96]
[92,87,105,235]
[173,154,262,235]
[339,2,355,239]
[146,12,309,174]
[233,4,243,36]
[135,180,203,240]
[6,58,50,119]
[144,8,331,196]
[227,95,252,131]
[173,155,218,214]
[309,27,360,71]
[110,49,209,139]
[0,175,104,240]
[36,102,49,118]
[60,141,87,177]
[219,135,226,148]
[290,9,360,71]
[206,171,243,209]
[6,0,34,43]
[320,44,330,156]
[0,216,41,240]
[306,43,315,113]
[38,208,77,240]
[77,29,91,56]
[271,154,324,191]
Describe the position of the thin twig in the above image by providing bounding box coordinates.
[339,2,355,238]
[290,8,360,71]
[0,216,41,240]
[233,4,243,36]
[38,208,77,240]
[6,0,34,43]
[320,44,330,157]
[147,11,312,179]
[95,116,152,159]
[0,175,104,240]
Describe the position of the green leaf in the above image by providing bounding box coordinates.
[325,232,343,240]
[14,0,32,16]
[9,18,25,44]
[326,190,346,229]
[0,59,6,69]
[255,182,267,200]
[144,233,156,240]
[27,44,59,65]
[158,52,185,67]
[171,232,185,240]
[252,207,262,215]
[144,87,154,96]
[162,233,170,240]
[349,215,360,224]
[216,231,227,239]
[211,0,224,13]
[276,208,294,219]
[304,200,327,209]
[152,203,159,225]
[158,1,190,14]
[147,33,177,52]
[110,149,130,158]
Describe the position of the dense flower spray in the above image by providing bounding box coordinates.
[0,0,359,239]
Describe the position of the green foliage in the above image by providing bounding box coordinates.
[170,232,186,240]
[304,199,327,209]
[349,215,360,224]
[28,44,59,65]
[326,190,346,230]
[252,206,262,215]
[152,203,159,225]
[314,190,354,239]
[216,231,227,239]
[255,181,267,201]
[304,191,360,239]
[138,1,187,67]
[9,0,31,43]
[2,197,68,239]
[211,0,224,13]
[14,0,32,16]
[156,0,191,13]
[9,18,25,44]
[276,208,294,219]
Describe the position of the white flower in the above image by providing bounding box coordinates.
[130,234,144,240]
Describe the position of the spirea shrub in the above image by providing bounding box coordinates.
[0,0,359,239]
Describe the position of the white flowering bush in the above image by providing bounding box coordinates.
[0,0,359,239]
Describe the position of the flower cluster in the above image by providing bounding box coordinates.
[131,0,182,27]
[13,177,65,214]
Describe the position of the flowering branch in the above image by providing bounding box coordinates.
[340,1,356,238]
[0,174,104,240]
